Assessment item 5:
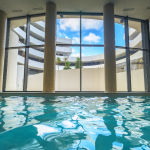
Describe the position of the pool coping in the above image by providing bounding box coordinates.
[1,92,150,97]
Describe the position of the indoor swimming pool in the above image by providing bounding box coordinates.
[0,96,150,150]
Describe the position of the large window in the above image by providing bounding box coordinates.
[6,49,25,91]
[115,48,127,91]
[128,20,142,49]
[56,15,80,91]
[81,47,104,91]
[9,18,27,47]
[30,16,45,45]
[3,13,150,92]
[81,15,104,45]
[55,46,80,91]
[115,17,127,91]
[128,20,146,91]
[115,17,125,47]
[130,50,145,91]
[57,15,80,44]
[27,47,44,91]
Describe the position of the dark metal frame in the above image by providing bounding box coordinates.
[124,16,131,92]
[2,18,10,92]
[80,11,82,91]
[3,12,150,92]
[23,15,30,91]
[142,20,150,92]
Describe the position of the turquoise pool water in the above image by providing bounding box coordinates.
[0,96,150,150]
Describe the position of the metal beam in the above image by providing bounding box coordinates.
[125,16,131,92]
[5,45,149,51]
[80,11,82,91]
[2,18,10,91]
[23,15,30,91]
[142,20,150,92]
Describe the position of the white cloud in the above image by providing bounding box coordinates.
[59,18,80,31]
[65,35,69,39]
[57,24,60,30]
[73,37,80,44]
[57,25,62,36]
[59,18,103,31]
[71,53,84,57]
[82,19,103,30]
[62,33,70,39]
[72,48,76,52]
[83,32,101,43]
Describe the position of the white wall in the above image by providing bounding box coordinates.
[26,68,145,92]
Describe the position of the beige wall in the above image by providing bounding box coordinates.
[82,68,105,91]
[27,73,43,91]
[116,71,127,91]
[6,31,19,91]
[27,68,145,92]
[131,69,145,91]
[56,69,80,91]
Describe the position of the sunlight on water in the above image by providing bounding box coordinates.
[0,96,150,150]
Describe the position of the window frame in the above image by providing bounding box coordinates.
[3,12,150,92]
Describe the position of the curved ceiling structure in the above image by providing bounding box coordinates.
[0,0,149,20]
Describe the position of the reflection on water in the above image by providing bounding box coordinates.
[0,96,150,150]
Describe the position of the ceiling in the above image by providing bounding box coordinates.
[0,0,150,20]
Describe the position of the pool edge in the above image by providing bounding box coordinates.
[1,92,150,97]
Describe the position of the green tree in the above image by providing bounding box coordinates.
[75,57,83,69]
[63,61,71,70]
[56,57,61,70]
[64,57,68,67]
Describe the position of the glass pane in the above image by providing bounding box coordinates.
[81,47,104,91]
[9,18,27,47]
[6,48,25,91]
[30,16,45,45]
[115,18,125,47]
[128,20,142,49]
[55,46,80,91]
[57,15,80,44]
[81,15,103,45]
[27,47,44,91]
[116,48,127,91]
[130,50,145,91]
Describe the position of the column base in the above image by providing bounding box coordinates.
[43,91,55,93]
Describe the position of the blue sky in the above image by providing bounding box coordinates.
[56,18,125,57]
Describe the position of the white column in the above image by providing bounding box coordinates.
[0,10,7,92]
[43,2,57,92]
[103,3,117,93]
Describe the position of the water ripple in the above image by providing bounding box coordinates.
[0,96,150,149]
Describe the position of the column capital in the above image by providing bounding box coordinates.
[0,10,7,17]
[46,1,56,5]
[104,3,114,7]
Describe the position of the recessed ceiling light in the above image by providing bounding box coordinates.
[146,6,150,9]
[33,7,43,11]
[12,9,23,13]
[123,8,134,11]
